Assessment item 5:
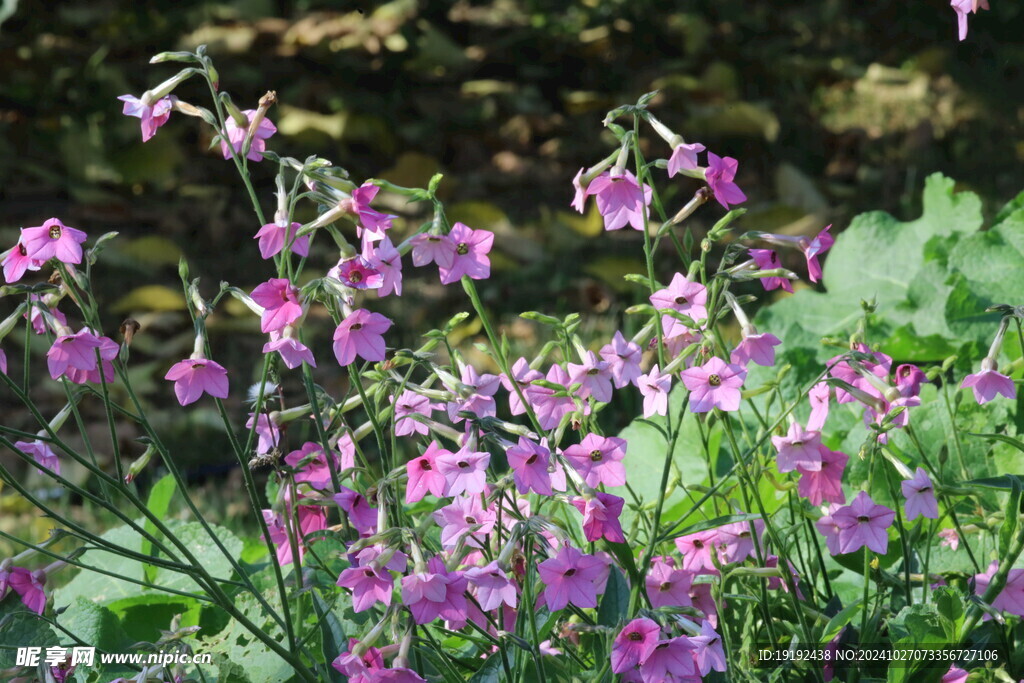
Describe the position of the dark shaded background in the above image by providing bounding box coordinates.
[1,0,1023,531]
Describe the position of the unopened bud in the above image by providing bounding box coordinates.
[125,444,158,484]
[120,318,141,346]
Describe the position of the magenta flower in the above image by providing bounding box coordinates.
[392,389,433,437]
[438,222,493,284]
[895,364,927,398]
[942,666,969,683]
[336,563,394,613]
[334,487,378,536]
[401,563,468,624]
[332,309,392,366]
[501,357,543,415]
[691,620,727,675]
[749,248,793,293]
[330,256,384,291]
[961,366,1016,404]
[951,0,989,41]
[285,441,349,490]
[537,545,605,611]
[716,518,765,563]
[164,358,229,406]
[263,335,316,369]
[639,637,697,680]
[444,364,500,423]
[901,467,939,520]
[251,278,304,334]
[0,347,6,375]
[668,142,706,178]
[8,567,46,614]
[15,440,60,476]
[465,562,518,611]
[254,221,310,260]
[682,356,747,413]
[587,169,653,231]
[363,237,403,297]
[405,442,449,503]
[434,495,495,549]
[46,328,103,380]
[807,381,831,431]
[436,445,490,496]
[21,218,88,265]
[797,446,847,506]
[645,559,693,609]
[571,491,626,543]
[832,491,895,555]
[531,364,576,430]
[2,241,43,283]
[705,153,746,209]
[772,422,823,473]
[221,109,276,162]
[332,639,384,677]
[563,433,627,488]
[599,331,643,388]
[974,561,1024,617]
[262,504,326,566]
[674,530,720,572]
[731,332,782,367]
[506,436,553,496]
[610,618,661,674]
[650,272,709,337]
[567,350,614,402]
[815,504,844,556]
[118,94,174,142]
[65,334,117,386]
[27,294,66,335]
[638,364,671,418]
[802,224,834,283]
[346,182,396,243]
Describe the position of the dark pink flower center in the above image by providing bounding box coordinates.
[364,569,375,577]
[693,540,704,548]
[350,323,363,331]
[456,242,469,255]
[18,243,27,256]
[563,568,576,577]
[586,367,600,376]
[458,460,470,469]
[659,581,673,592]
[465,516,477,524]
[526,453,538,465]
[589,449,603,462]
[420,460,432,471]
[349,271,363,283]
[708,374,722,387]
[191,363,206,370]
[628,631,644,641]
[674,296,687,305]
[49,224,62,240]
[857,515,870,523]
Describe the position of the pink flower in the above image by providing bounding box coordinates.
[599,331,643,388]
[434,495,495,549]
[254,221,310,260]
[436,445,490,496]
[815,504,844,556]
[0,347,6,375]
[797,446,847,506]
[401,561,468,624]
[332,638,384,677]
[901,467,938,520]
[334,487,377,536]
[330,256,384,291]
[645,559,693,609]
[731,332,782,367]
[942,666,969,683]
[828,344,891,404]
[570,168,587,213]
[749,248,793,293]
[285,441,351,490]
[64,334,117,386]
[939,528,959,551]
[567,351,614,402]
[27,294,66,335]
[772,422,822,473]
[2,241,43,283]
[46,328,103,380]
[802,225,834,283]
[117,94,173,142]
[21,218,88,265]
[563,434,627,488]
[716,519,765,563]
[639,637,697,680]
[610,618,661,674]
[638,364,672,417]
[363,237,403,297]
[650,273,709,337]
[537,545,605,611]
[251,279,304,333]
[506,436,553,496]
[392,390,433,437]
[444,364,500,423]
[832,491,895,555]
[263,334,316,369]
[674,531,719,572]
[246,412,280,454]
[332,309,392,366]
[8,567,46,614]
[571,491,626,543]
[410,233,455,269]
[895,363,927,397]
[668,142,706,177]
[961,366,1016,404]
[974,561,1024,617]
[531,364,576,430]
[164,358,229,405]
[705,153,746,209]
[690,620,727,675]
[347,182,396,243]
[220,109,276,162]
[501,357,543,415]
[336,563,394,613]
[465,561,518,611]
[682,356,746,413]
[951,0,989,41]
[262,504,327,566]
[438,222,493,284]
[807,381,831,431]
[15,440,60,476]
[586,169,653,232]
[405,442,449,503]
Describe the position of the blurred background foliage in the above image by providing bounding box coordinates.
[1,0,1023,553]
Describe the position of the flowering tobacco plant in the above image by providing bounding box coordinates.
[0,46,1023,683]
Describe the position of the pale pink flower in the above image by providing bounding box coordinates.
[942,666,969,683]
[444,364,500,423]
[435,445,490,496]
[974,561,1024,618]
[901,467,939,520]
[285,441,350,490]
[246,412,280,454]
[410,233,455,269]
[797,446,847,506]
[567,350,614,403]
[961,365,1016,404]
[401,560,468,624]
[690,620,727,676]
[392,389,433,437]
[117,94,173,142]
[164,358,229,406]
[501,357,542,415]
[336,563,394,613]
[563,433,627,488]
[254,221,310,260]
[438,222,493,284]
[434,495,495,549]
[749,248,793,293]
[674,530,720,572]
[667,142,706,177]
[263,334,315,369]
[332,309,392,366]
[46,328,103,380]
[803,224,834,283]
[832,491,895,555]
[2,241,43,283]
[650,272,709,337]
[220,109,276,162]
[681,356,746,413]
[21,218,88,265]
[772,422,822,473]
[251,278,304,333]
[571,491,626,543]
[530,364,576,430]
[405,442,449,503]
[363,237,403,297]
[731,332,782,367]
[506,436,553,496]
[645,559,693,609]
[939,528,959,551]
[346,182,396,243]
[465,561,518,611]
[638,364,671,417]
[334,487,377,536]
[599,331,643,388]
[951,0,989,41]
[570,168,587,213]
[639,637,697,680]
[807,381,831,431]
[8,567,46,614]
[586,169,652,231]
[537,545,605,611]
[15,440,60,476]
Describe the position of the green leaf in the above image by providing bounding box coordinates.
[311,591,346,683]
[597,567,629,627]
[1000,476,1022,557]
[468,652,504,683]
[0,604,58,668]
[664,513,764,541]
[142,474,177,583]
[819,598,863,643]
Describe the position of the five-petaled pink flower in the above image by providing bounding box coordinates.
[465,561,518,611]
[438,222,493,284]
[974,561,1024,618]
[392,389,433,437]
[251,278,304,333]
[772,422,822,473]
[599,330,643,388]
[336,562,395,613]
[118,94,174,142]
[345,182,396,244]
[749,248,793,293]
[650,272,709,337]
[332,309,392,366]
[21,218,88,265]
[731,332,782,367]
[901,467,939,520]
[436,445,490,496]
[221,109,277,162]
[667,142,706,178]
[405,442,449,503]
[961,362,1016,405]
[164,358,229,405]
[567,351,614,403]
[571,491,626,543]
[610,618,661,674]
[797,446,847,506]
[2,241,44,283]
[364,237,403,297]
[681,356,747,413]
[638,364,671,417]
[639,636,697,681]
[951,0,989,41]
[645,558,693,609]
[8,567,47,614]
[15,440,60,476]
[832,490,895,555]
[563,433,627,488]
[46,328,104,380]
[330,256,384,291]
[401,559,468,625]
[586,170,653,231]
[506,436,553,496]
[704,152,747,209]
[691,620,728,676]
[501,357,543,415]
[263,334,316,369]
[537,545,605,611]
[254,220,310,260]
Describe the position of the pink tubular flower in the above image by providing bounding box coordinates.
[731,332,782,367]
[501,357,543,415]
[563,433,627,488]
[682,356,747,413]
[749,248,793,293]
[251,278,304,333]
[705,153,746,209]
[401,561,468,625]
[2,241,43,283]
[0,347,6,375]
[802,225,834,283]
[434,495,495,549]
[405,442,449,503]
[438,222,493,284]
[537,545,605,611]
[815,504,844,556]
[332,638,384,678]
[436,445,490,496]
[465,561,518,611]
[506,436,553,496]
[332,309,392,366]
[567,350,614,403]
[797,445,847,506]
[285,441,348,490]
[531,364,576,430]
[410,233,455,270]
[570,168,587,213]
[263,334,315,369]
[21,218,88,265]
[347,182,396,243]
[9,567,47,614]
[716,519,765,563]
[246,412,280,455]
[939,528,959,551]
[336,563,394,613]
[221,109,276,162]
[961,363,1016,405]
[164,358,229,406]
[639,637,697,681]
[46,328,103,380]
[392,389,433,437]
[364,237,403,297]
[15,440,60,476]
[571,491,626,543]
[901,467,939,520]
[645,559,693,609]
[650,272,709,337]
[117,94,173,142]
[262,504,327,566]
[599,330,643,388]
[895,363,927,397]
[674,530,720,572]
[772,422,822,473]
[942,666,969,683]
[832,491,895,555]
[330,256,384,291]
[807,381,831,431]
[254,221,310,260]
[668,142,706,178]
[586,169,653,232]
[445,364,500,423]
[334,487,378,536]
[610,618,661,674]
[64,334,117,386]
[638,364,671,418]
[691,620,727,675]
[974,561,1024,617]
